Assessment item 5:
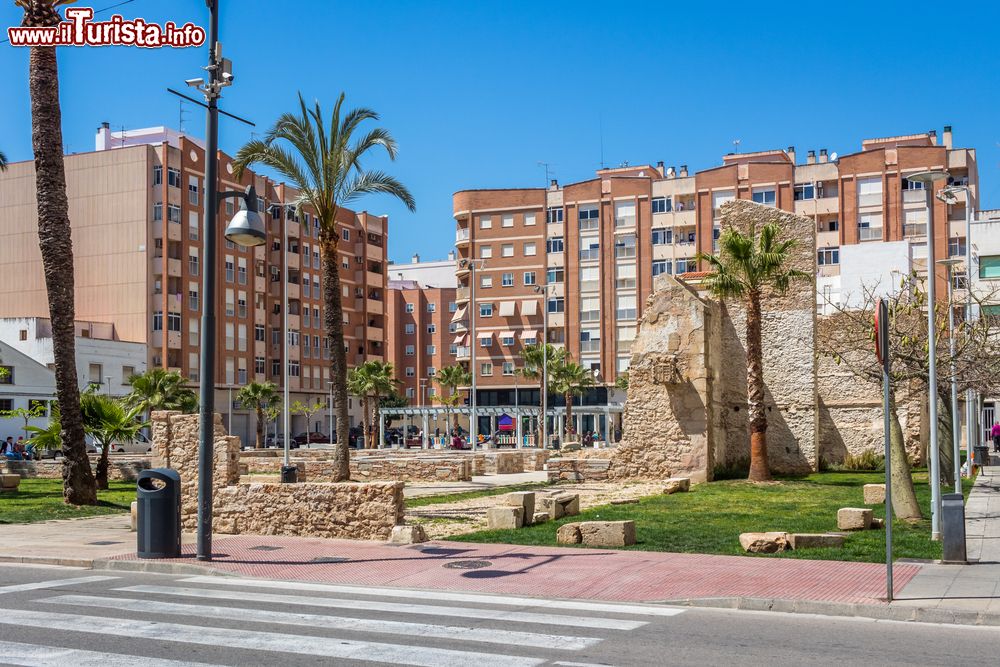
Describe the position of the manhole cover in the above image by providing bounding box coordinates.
[310,556,350,564]
[443,559,493,570]
[87,541,122,546]
[248,545,283,552]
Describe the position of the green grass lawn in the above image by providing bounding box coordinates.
[0,479,134,524]
[406,482,552,509]
[450,471,974,563]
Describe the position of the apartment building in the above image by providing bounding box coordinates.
[452,126,979,403]
[0,124,389,443]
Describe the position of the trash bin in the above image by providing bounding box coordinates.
[974,445,990,467]
[136,468,181,559]
[941,492,967,564]
[280,464,298,484]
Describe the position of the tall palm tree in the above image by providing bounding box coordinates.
[81,392,147,490]
[698,221,808,482]
[235,94,415,478]
[236,381,279,449]
[125,368,197,414]
[434,364,471,434]
[0,150,7,171]
[550,359,595,440]
[519,344,566,444]
[16,0,95,505]
[347,360,396,449]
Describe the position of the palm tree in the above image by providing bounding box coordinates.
[698,221,808,482]
[81,392,147,490]
[550,360,595,441]
[0,150,7,171]
[16,0,95,505]
[347,360,396,449]
[519,344,566,445]
[25,404,61,453]
[434,364,471,434]
[234,94,415,479]
[125,368,197,414]
[236,381,279,449]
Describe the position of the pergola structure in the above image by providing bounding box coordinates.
[377,404,625,449]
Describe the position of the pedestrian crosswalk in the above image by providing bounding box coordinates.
[1,573,685,666]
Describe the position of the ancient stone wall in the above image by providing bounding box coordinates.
[2,457,151,480]
[547,457,611,483]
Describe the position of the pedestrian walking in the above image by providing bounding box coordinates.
[991,422,1000,453]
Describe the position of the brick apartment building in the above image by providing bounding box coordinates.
[452,126,979,404]
[0,125,389,444]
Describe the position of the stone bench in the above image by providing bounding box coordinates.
[0,473,20,493]
[557,521,636,547]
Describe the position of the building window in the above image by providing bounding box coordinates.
[547,297,565,313]
[405,367,415,377]
[238,296,247,318]
[614,201,636,227]
[502,361,515,376]
[652,228,671,245]
[580,238,600,261]
[501,244,514,258]
[479,303,493,317]
[341,228,350,242]
[405,345,415,356]
[579,206,599,231]
[153,202,163,222]
[546,207,563,224]
[546,237,564,253]
[167,204,181,223]
[615,235,636,259]
[427,324,436,334]
[405,323,415,334]
[288,361,300,378]
[522,241,537,257]
[237,263,247,285]
[501,214,514,228]
[481,275,493,289]
[480,362,493,376]
[271,359,280,377]
[255,357,265,374]
[817,248,840,266]
[546,267,564,284]
[616,263,636,289]
[501,334,515,346]
[902,177,926,191]
[980,256,1000,279]
[652,260,672,277]
[405,303,414,313]
[751,188,776,206]
[480,246,493,259]
[167,168,181,188]
[616,295,637,320]
[189,289,199,311]
[794,183,815,201]
[225,257,234,282]
[255,324,265,341]
[152,311,163,331]
[524,213,536,226]
[948,237,967,257]
[449,344,458,356]
[580,329,601,353]
[0,366,13,385]
[426,345,436,355]
[652,197,671,214]
[427,302,436,313]
[153,165,162,185]
[523,271,536,286]
[167,312,181,332]
[501,273,514,287]
[480,216,493,229]
[480,335,492,348]
[188,181,199,205]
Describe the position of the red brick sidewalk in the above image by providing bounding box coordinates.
[109,535,918,606]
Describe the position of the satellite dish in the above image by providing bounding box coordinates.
[829,152,838,162]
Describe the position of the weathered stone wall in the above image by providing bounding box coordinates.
[547,457,611,483]
[242,448,545,478]
[213,481,403,540]
[2,457,151,480]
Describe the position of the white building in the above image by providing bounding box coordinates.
[816,241,914,315]
[387,253,457,289]
[0,318,147,397]
[0,339,56,441]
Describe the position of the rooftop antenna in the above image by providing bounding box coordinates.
[537,161,555,187]
[733,138,741,154]
[120,124,127,149]
[599,114,606,169]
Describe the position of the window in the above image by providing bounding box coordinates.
[152,311,163,331]
[479,303,493,317]
[237,259,247,285]
[980,256,1000,279]
[271,359,280,377]
[427,302,436,313]
[225,256,234,282]
[122,366,135,384]
[0,365,12,385]
[580,329,600,353]
[501,244,514,258]
[580,266,600,291]
[189,211,199,240]
[342,228,350,241]
[480,362,493,376]
[255,324,265,341]
[405,303,414,313]
[546,267,564,284]
[546,207,563,224]
[480,245,493,259]
[153,203,163,221]
[652,260,671,277]
[426,345,436,355]
[188,288,199,311]
[501,214,514,228]
[502,361,515,376]
[18,329,26,341]
[501,333,515,346]
[448,301,457,313]
[751,188,776,206]
[652,228,671,245]
[480,335,492,348]
[858,213,882,241]
[617,325,637,343]
[712,190,735,211]
[857,177,882,206]
[546,237,564,253]
[615,234,636,258]
[579,206,599,231]
[0,399,11,410]
[524,213,536,226]
[225,289,235,317]
[427,324,436,334]
[188,177,199,205]
[404,323,415,334]
[167,312,181,332]
[480,216,493,229]
[676,259,697,274]
[405,367,415,377]
[614,201,636,227]
[616,263,636,289]
[481,275,493,289]
[580,237,600,261]
[501,273,514,287]
[238,294,247,318]
[902,177,926,191]
[288,361,300,378]
[523,271,536,286]
[167,204,181,223]
[949,237,967,257]
[794,183,815,201]
[547,297,565,313]
[255,357,265,374]
[449,344,458,356]
[405,345,415,356]
[523,242,537,256]
[153,165,162,185]
[167,167,181,188]
[651,197,671,214]
[616,294,637,320]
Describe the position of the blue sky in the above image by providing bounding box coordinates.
[2,1,998,264]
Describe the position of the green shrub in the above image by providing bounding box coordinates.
[839,450,885,472]
[713,456,750,480]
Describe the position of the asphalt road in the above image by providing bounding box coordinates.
[0,564,995,666]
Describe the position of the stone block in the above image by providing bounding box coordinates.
[739,532,790,553]
[504,492,536,524]
[389,524,428,544]
[0,473,19,492]
[863,484,886,505]
[789,533,845,550]
[541,495,565,520]
[663,477,691,494]
[486,506,524,530]
[579,521,637,547]
[556,522,582,544]
[837,507,873,531]
[532,512,550,524]
[130,501,137,532]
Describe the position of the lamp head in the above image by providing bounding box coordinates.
[906,170,950,185]
[224,185,266,247]
[936,185,961,205]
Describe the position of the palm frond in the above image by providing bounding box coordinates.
[341,170,416,212]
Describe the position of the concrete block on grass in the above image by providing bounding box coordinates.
[389,524,428,544]
[486,506,524,530]
[863,484,886,504]
[504,492,536,525]
[0,473,20,492]
[663,478,691,494]
[789,533,845,550]
[556,522,582,544]
[579,521,637,547]
[739,532,790,553]
[837,507,873,531]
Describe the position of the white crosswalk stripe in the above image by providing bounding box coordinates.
[117,584,648,630]
[0,575,118,595]
[0,640,217,667]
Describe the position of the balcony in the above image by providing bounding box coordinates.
[285,282,300,300]
[151,330,182,350]
[152,257,182,278]
[456,228,470,244]
[286,252,300,270]
[858,226,883,242]
[674,209,697,227]
[366,243,382,261]
[455,346,470,360]
[794,196,839,217]
[367,298,383,315]
[367,325,384,342]
[366,270,384,287]
[456,285,470,302]
[858,193,882,208]
[904,223,928,238]
[903,189,927,204]
[453,319,469,333]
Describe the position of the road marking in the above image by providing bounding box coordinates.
[43,594,603,651]
[118,584,647,630]
[0,640,216,667]
[0,609,545,667]
[179,575,685,617]
[551,662,616,667]
[0,575,117,595]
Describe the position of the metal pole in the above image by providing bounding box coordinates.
[946,266,960,492]
[965,197,977,471]
[196,0,220,562]
[881,305,894,603]
[227,386,232,435]
[926,187,942,540]
[469,262,477,450]
[282,210,290,469]
[514,373,519,448]
[542,285,548,449]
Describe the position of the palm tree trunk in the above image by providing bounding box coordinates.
[95,443,110,491]
[938,386,955,487]
[255,406,264,449]
[745,289,771,482]
[564,392,574,440]
[370,395,379,449]
[322,236,350,480]
[360,396,370,450]
[889,388,922,520]
[28,42,96,505]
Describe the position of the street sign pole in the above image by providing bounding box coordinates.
[877,298,893,602]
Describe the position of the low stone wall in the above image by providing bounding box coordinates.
[213,481,403,540]
[522,449,549,471]
[243,455,472,482]
[2,457,151,481]
[546,457,612,483]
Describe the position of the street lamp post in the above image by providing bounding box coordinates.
[908,169,951,540]
[938,257,962,492]
[459,258,484,449]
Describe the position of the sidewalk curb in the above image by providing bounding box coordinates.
[91,558,239,578]
[0,555,96,568]
[659,596,1000,627]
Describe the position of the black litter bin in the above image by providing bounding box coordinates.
[974,445,990,468]
[136,468,181,559]
[941,492,967,564]
[281,464,298,484]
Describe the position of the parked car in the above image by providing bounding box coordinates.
[108,432,152,455]
[293,431,328,446]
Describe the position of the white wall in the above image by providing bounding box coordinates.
[387,259,457,288]
[0,340,56,441]
[839,241,913,309]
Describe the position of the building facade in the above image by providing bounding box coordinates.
[386,280,457,405]
[0,125,389,444]
[452,126,979,404]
